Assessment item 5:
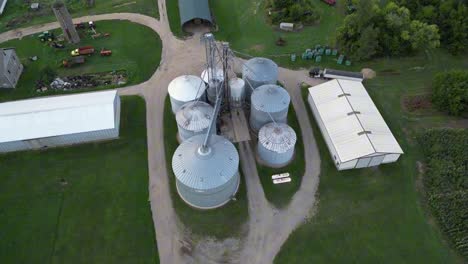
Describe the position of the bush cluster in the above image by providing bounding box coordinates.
[269,0,321,25]
[418,129,468,258]
[432,70,468,116]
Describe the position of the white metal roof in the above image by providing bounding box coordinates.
[0,90,118,143]
[308,79,403,162]
[168,75,206,102]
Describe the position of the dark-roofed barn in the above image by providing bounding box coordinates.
[178,0,213,31]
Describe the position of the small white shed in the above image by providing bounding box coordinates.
[0,90,120,153]
[280,22,294,31]
[307,79,403,170]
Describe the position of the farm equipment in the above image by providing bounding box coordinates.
[71,46,95,56]
[100,49,112,56]
[50,42,65,49]
[62,56,85,67]
[38,31,55,42]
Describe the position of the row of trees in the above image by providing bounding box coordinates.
[418,129,468,258]
[268,0,321,25]
[337,0,440,61]
[393,0,468,54]
[432,70,468,116]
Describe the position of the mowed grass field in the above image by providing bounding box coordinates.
[163,96,248,238]
[0,97,159,263]
[0,0,159,33]
[210,0,345,67]
[274,50,468,263]
[0,20,162,103]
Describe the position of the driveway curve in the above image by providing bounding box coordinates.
[0,2,322,263]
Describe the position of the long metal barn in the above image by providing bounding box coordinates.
[0,90,120,153]
[307,79,403,170]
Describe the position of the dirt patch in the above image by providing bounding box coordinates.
[379,69,401,76]
[249,44,265,53]
[402,94,432,112]
[361,68,376,79]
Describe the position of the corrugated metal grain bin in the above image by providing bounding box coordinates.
[176,101,215,142]
[172,134,240,209]
[257,122,297,167]
[242,57,278,101]
[168,75,206,113]
[250,84,290,131]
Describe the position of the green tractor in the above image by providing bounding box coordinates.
[38,31,55,42]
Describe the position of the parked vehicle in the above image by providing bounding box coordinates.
[322,0,336,6]
[71,46,95,56]
[100,49,112,56]
[38,31,55,42]
[63,56,85,67]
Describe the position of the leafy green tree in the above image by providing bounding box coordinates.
[408,20,440,50]
[432,70,468,116]
[353,25,380,60]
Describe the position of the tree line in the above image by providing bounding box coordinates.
[337,0,467,61]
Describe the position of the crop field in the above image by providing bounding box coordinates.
[163,96,249,238]
[0,20,162,103]
[418,129,468,259]
[274,50,467,263]
[0,97,159,263]
[0,0,159,33]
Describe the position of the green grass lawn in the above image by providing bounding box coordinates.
[0,0,159,33]
[257,104,305,208]
[0,20,162,103]
[210,0,346,68]
[166,0,184,38]
[163,96,249,238]
[0,96,159,264]
[274,50,468,263]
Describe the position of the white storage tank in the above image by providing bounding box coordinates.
[201,67,225,104]
[257,122,297,167]
[250,84,290,132]
[172,134,240,209]
[229,77,245,108]
[168,75,206,113]
[176,101,215,142]
[242,57,278,101]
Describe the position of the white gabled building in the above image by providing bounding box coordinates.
[0,90,120,153]
[307,79,403,170]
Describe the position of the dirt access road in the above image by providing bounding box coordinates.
[0,0,323,262]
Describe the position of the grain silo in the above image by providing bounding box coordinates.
[257,122,297,167]
[201,67,225,104]
[172,134,240,209]
[229,77,245,108]
[242,57,278,101]
[175,101,215,142]
[250,84,290,131]
[168,75,206,113]
[52,1,80,44]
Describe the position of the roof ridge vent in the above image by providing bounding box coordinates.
[338,93,351,98]
[357,131,372,136]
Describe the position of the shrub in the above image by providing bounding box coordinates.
[431,70,468,116]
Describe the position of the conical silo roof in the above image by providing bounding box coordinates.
[259,122,297,153]
[201,68,224,83]
[168,75,206,102]
[172,134,239,190]
[251,84,290,112]
[176,101,213,131]
[242,57,278,83]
